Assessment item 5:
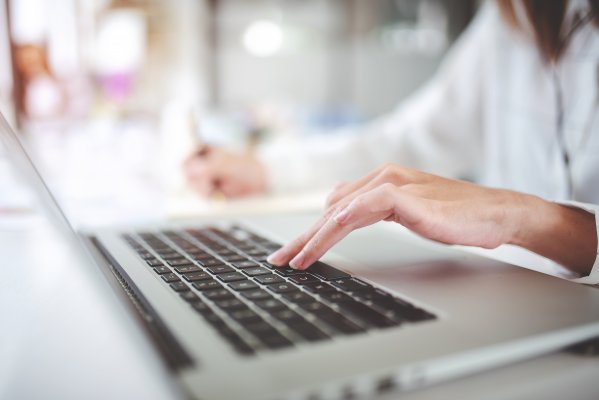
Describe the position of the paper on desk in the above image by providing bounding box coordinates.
[166,188,328,219]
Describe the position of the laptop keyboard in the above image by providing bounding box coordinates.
[123,226,436,356]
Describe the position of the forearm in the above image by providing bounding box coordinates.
[509,195,598,276]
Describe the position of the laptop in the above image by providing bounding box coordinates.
[3,111,599,400]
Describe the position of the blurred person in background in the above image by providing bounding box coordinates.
[13,44,65,120]
[184,0,599,283]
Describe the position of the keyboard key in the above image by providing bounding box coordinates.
[297,301,335,315]
[289,273,319,285]
[166,259,193,267]
[204,288,235,301]
[170,282,190,292]
[302,282,337,294]
[255,275,285,285]
[138,252,154,260]
[206,265,234,274]
[243,247,265,254]
[266,282,298,294]
[192,280,222,291]
[352,289,395,305]
[153,266,170,275]
[183,271,212,282]
[192,254,216,263]
[379,301,436,323]
[160,253,184,260]
[230,309,263,323]
[191,300,212,315]
[305,261,351,281]
[254,298,286,311]
[272,309,305,324]
[273,266,304,276]
[260,332,293,349]
[260,262,279,270]
[232,339,256,355]
[241,289,272,301]
[292,321,330,342]
[242,267,271,277]
[146,259,164,267]
[187,249,211,257]
[334,300,397,328]
[216,272,246,283]
[299,302,365,333]
[320,291,354,304]
[217,326,255,355]
[350,290,434,321]
[317,311,365,334]
[232,260,259,269]
[330,278,373,292]
[180,291,200,302]
[244,320,279,336]
[213,298,248,311]
[161,273,180,283]
[401,307,436,322]
[223,255,247,263]
[236,244,258,252]
[198,259,225,268]
[202,312,229,329]
[229,280,259,291]
[280,291,314,303]
[174,265,201,274]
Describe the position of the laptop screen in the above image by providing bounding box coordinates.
[0,111,79,240]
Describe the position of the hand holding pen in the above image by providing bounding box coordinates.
[183,145,267,198]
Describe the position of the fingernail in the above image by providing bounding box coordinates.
[334,208,349,224]
[289,251,306,270]
[267,249,285,265]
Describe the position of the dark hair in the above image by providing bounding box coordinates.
[498,0,599,62]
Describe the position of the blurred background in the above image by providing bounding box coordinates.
[0,0,478,227]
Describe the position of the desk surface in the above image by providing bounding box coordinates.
[2,210,599,400]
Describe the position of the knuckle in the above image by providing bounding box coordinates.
[375,183,398,208]
[380,162,395,172]
[380,182,396,194]
[324,204,342,220]
[349,195,366,212]
[379,163,401,181]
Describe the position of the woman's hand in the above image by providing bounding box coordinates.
[184,147,267,198]
[267,163,597,276]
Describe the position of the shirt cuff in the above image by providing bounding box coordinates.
[556,201,599,285]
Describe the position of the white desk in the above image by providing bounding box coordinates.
[2,208,599,400]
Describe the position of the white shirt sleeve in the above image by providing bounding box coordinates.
[557,201,599,285]
[257,3,500,194]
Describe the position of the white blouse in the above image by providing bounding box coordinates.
[257,1,599,284]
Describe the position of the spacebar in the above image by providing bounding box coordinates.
[305,261,350,281]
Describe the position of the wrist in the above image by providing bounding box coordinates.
[505,192,551,248]
[506,193,597,276]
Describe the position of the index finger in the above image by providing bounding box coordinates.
[266,206,342,266]
[287,213,354,270]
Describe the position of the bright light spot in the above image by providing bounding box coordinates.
[242,20,283,57]
[94,10,146,74]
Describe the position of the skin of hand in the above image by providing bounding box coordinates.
[184,147,267,198]
[267,163,597,277]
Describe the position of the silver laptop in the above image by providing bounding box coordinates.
[3,111,599,400]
